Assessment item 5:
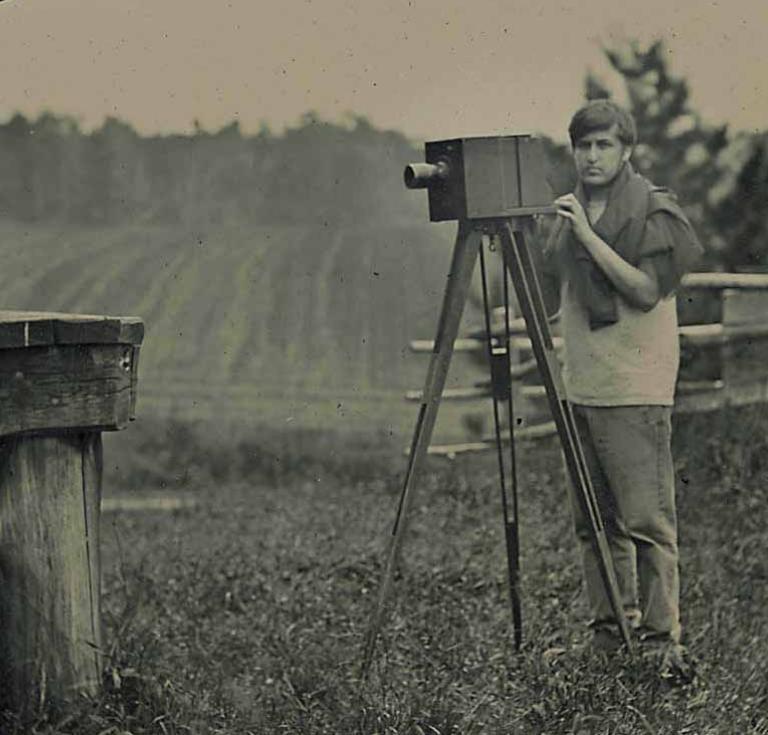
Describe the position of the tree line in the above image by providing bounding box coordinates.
[1,40,766,269]
[0,111,424,228]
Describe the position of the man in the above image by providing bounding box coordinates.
[543,99,702,679]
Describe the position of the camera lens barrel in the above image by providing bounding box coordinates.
[403,160,450,189]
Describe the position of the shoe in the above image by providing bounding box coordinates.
[658,642,695,684]
[640,635,696,684]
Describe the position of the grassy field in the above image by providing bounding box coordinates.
[0,220,479,388]
[2,406,767,734]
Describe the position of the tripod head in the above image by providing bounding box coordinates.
[404,135,555,222]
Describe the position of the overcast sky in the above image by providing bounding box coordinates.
[2,0,766,143]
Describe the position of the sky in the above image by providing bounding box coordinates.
[1,0,767,143]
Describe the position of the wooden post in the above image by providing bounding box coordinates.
[0,311,143,714]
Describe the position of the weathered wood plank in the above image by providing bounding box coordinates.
[81,434,103,676]
[0,312,143,349]
[406,385,492,402]
[53,316,144,346]
[422,420,559,456]
[410,335,565,353]
[0,433,102,711]
[129,347,141,421]
[0,344,139,437]
[102,495,199,512]
[681,273,768,290]
[410,337,487,353]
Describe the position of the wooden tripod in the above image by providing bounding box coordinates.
[361,216,633,678]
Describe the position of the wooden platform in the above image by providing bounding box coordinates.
[0,311,143,438]
[0,310,144,712]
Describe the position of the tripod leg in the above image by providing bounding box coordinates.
[500,244,523,651]
[479,238,522,650]
[499,219,634,652]
[361,220,482,678]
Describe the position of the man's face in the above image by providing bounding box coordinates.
[573,124,631,189]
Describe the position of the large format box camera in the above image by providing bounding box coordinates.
[404,135,553,222]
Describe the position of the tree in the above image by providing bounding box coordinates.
[586,40,729,263]
[0,114,36,220]
[710,133,768,270]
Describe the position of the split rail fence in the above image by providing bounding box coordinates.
[407,273,768,457]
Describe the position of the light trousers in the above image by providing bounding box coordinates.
[569,404,681,642]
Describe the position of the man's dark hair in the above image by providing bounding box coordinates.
[568,99,637,148]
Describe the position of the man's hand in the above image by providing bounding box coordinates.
[555,194,592,244]
[554,193,661,311]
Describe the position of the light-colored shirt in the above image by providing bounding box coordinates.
[560,280,679,406]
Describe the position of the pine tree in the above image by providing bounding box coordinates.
[587,40,728,262]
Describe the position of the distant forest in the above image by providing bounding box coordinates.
[2,40,767,269]
[0,111,430,228]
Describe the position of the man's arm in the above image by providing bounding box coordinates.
[576,228,660,310]
[555,194,660,311]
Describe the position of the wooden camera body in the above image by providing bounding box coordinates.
[404,135,554,222]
